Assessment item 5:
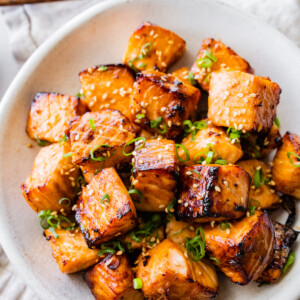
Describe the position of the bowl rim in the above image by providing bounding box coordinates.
[0,0,300,299]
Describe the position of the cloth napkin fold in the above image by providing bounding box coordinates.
[0,0,300,299]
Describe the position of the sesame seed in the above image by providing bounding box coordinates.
[237,93,244,97]
[184,202,188,207]
[193,184,198,188]
[132,151,137,156]
[231,139,236,144]
[225,229,230,234]
[215,186,221,192]
[168,40,174,44]
[167,120,172,127]
[149,30,154,36]
[159,204,165,208]
[223,180,228,187]
[104,103,110,108]
[88,67,93,74]
[238,124,243,130]
[211,221,215,228]
[138,160,144,164]
[153,96,158,100]
[161,62,167,67]
[161,107,166,112]
[72,204,77,211]
[268,180,276,186]
[246,212,250,217]
[189,226,195,231]
[111,99,116,104]
[116,251,123,255]
[161,76,167,82]
[115,232,122,237]
[186,171,192,175]
[249,93,257,97]
[178,199,182,204]
[256,166,262,171]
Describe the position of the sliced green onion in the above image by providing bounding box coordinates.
[133,278,143,289]
[283,250,295,273]
[197,57,212,68]
[101,193,110,204]
[94,161,105,175]
[90,144,114,161]
[182,120,193,133]
[138,62,147,68]
[58,134,68,146]
[130,231,142,243]
[254,168,265,188]
[128,60,139,73]
[74,176,86,194]
[141,42,153,57]
[274,116,280,128]
[257,282,270,287]
[149,116,167,134]
[64,152,72,158]
[175,144,190,162]
[98,65,108,71]
[205,73,211,83]
[128,189,143,203]
[98,249,115,256]
[76,92,85,99]
[166,198,177,213]
[122,137,146,156]
[204,50,217,62]
[185,227,205,262]
[34,134,49,147]
[59,198,71,207]
[49,227,59,239]
[287,152,300,167]
[89,118,96,130]
[188,72,197,86]
[209,257,220,265]
[151,214,161,223]
[206,151,214,164]
[193,151,206,164]
[158,122,167,134]
[136,114,145,119]
[248,199,261,216]
[214,159,227,165]
[220,222,230,231]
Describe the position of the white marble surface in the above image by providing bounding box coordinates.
[0,0,299,299]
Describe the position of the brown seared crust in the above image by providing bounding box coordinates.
[69,109,136,170]
[178,121,243,165]
[44,228,99,274]
[260,122,282,156]
[84,254,142,300]
[272,132,300,199]
[132,70,201,140]
[257,221,298,283]
[75,168,137,247]
[79,64,136,122]
[204,211,275,285]
[21,143,79,213]
[171,67,193,86]
[208,70,281,132]
[26,92,87,143]
[237,159,281,209]
[135,239,218,299]
[176,165,250,223]
[190,38,252,91]
[123,21,186,72]
[132,139,178,212]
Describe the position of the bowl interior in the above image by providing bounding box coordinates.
[0,0,299,299]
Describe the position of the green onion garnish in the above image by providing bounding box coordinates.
[128,189,143,203]
[150,116,167,134]
[283,250,295,273]
[76,92,85,99]
[101,193,110,204]
[188,72,197,86]
[122,137,146,156]
[128,42,153,72]
[90,144,114,161]
[193,143,215,164]
[97,240,125,256]
[287,152,300,167]
[74,176,86,194]
[130,231,142,243]
[248,199,260,216]
[89,118,96,130]
[209,257,221,265]
[138,62,147,68]
[204,50,217,62]
[226,127,249,142]
[197,57,213,68]
[133,278,143,289]
[183,120,208,141]
[175,144,190,162]
[64,152,72,158]
[58,198,71,207]
[254,168,265,188]
[185,227,205,262]
[274,116,280,128]
[98,65,108,71]
[220,222,230,231]
[214,159,227,165]
[136,114,145,119]
[58,134,68,146]
[34,134,49,147]
[257,282,270,287]
[158,122,167,134]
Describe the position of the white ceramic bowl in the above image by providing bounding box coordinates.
[0,0,299,299]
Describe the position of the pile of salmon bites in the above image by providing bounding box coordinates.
[21,22,299,300]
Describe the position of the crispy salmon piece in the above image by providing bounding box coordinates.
[208,71,281,132]
[132,70,201,139]
[257,221,298,284]
[237,159,280,209]
[69,110,136,173]
[178,121,243,165]
[132,139,178,212]
[272,132,300,199]
[84,254,143,300]
[44,228,99,274]
[135,239,218,299]
[204,210,274,285]
[123,22,186,73]
[26,92,86,143]
[171,67,193,86]
[76,168,137,247]
[79,64,135,121]
[21,143,79,213]
[176,165,250,223]
[191,38,252,91]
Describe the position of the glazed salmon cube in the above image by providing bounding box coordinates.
[204,211,275,285]
[178,121,243,165]
[208,71,281,132]
[237,159,280,209]
[132,70,201,139]
[44,228,99,274]
[69,110,136,173]
[191,38,252,91]
[26,92,87,143]
[76,168,137,247]
[171,67,194,86]
[176,165,250,223]
[21,143,80,213]
[123,22,186,72]
[135,239,218,299]
[256,221,298,284]
[272,132,300,199]
[132,139,178,212]
[84,254,143,300]
[79,64,136,122]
